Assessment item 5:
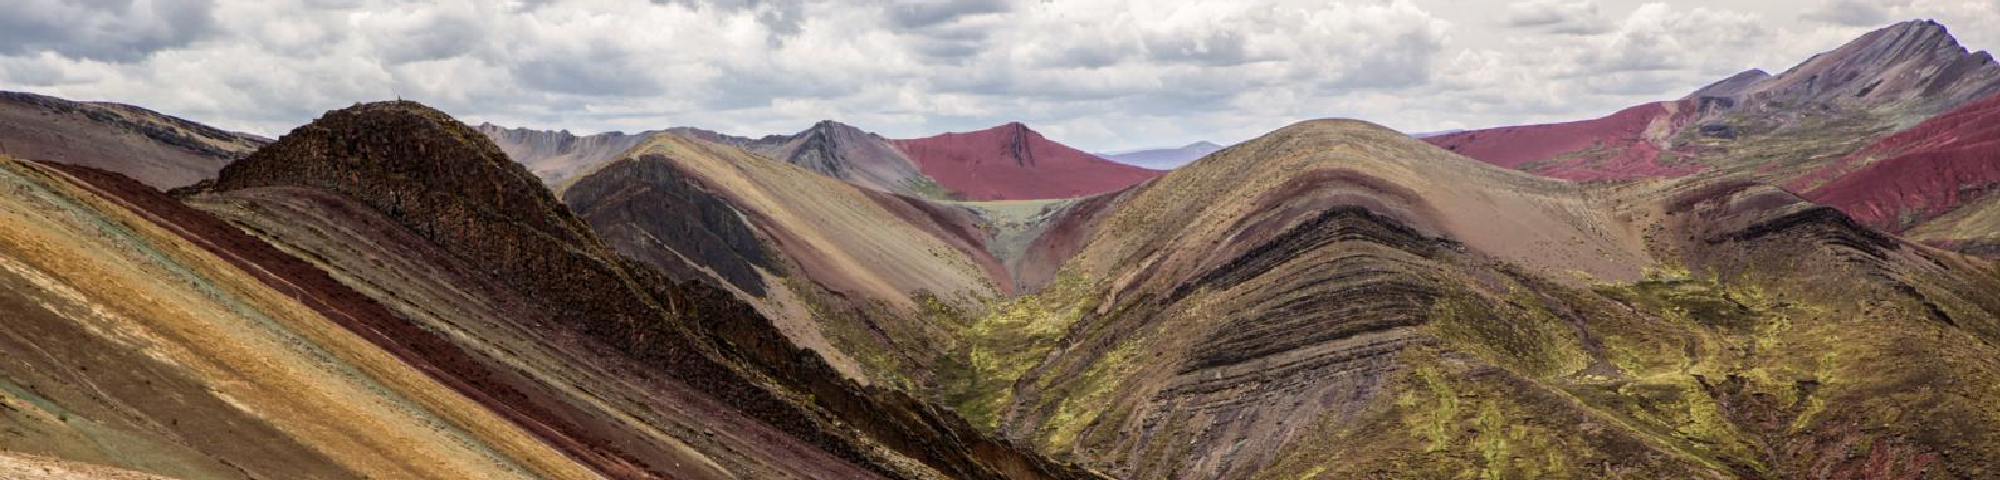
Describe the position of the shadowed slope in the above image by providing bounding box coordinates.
[560,132,1005,386]
[0,91,265,189]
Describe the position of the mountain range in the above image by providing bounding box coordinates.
[480,120,1163,201]
[1427,20,2000,255]
[0,17,1998,480]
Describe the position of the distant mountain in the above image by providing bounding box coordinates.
[890,122,1164,200]
[1099,141,1225,169]
[473,123,654,182]
[732,120,950,198]
[1428,19,2000,183]
[0,90,265,188]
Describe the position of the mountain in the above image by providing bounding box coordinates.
[1428,20,2000,183]
[576,115,2000,479]
[1425,100,1704,180]
[0,100,1105,480]
[474,123,655,182]
[931,119,2000,480]
[0,91,266,188]
[734,120,952,198]
[483,121,957,199]
[890,122,1165,200]
[1098,141,1225,169]
[558,131,1004,386]
[9,97,2000,480]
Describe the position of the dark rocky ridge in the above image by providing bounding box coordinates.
[210,101,1106,480]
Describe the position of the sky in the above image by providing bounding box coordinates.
[2,0,1997,152]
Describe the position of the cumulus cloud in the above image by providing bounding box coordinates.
[0,0,1992,152]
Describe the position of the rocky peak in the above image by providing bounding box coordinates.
[214,100,602,256]
[1738,19,2000,112]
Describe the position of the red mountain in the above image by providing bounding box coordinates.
[890,122,1163,200]
[1803,93,2000,231]
[1424,100,1704,181]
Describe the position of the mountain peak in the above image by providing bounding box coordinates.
[891,122,1161,200]
[1731,19,1999,113]
[214,100,597,251]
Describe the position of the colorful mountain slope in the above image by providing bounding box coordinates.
[1802,93,2000,231]
[0,91,265,189]
[198,101,1101,480]
[891,123,1164,200]
[0,154,604,480]
[1426,100,1704,180]
[885,119,2000,480]
[559,132,1004,386]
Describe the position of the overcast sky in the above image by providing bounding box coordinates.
[2,0,1996,152]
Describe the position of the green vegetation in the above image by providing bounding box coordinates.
[935,272,1105,430]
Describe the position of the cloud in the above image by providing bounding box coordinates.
[0,0,219,62]
[1506,0,1612,34]
[885,0,1013,28]
[1801,0,1904,27]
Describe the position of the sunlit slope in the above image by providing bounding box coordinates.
[0,155,601,480]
